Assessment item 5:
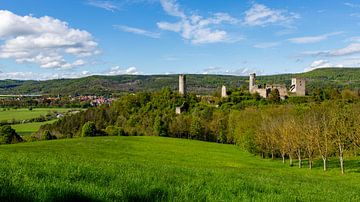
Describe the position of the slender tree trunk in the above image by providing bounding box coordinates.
[322,156,327,171]
[297,149,302,168]
[281,153,285,164]
[339,146,345,174]
[308,156,312,169]
[271,151,274,160]
[340,155,344,174]
[289,154,293,167]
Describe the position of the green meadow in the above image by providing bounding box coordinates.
[0,108,75,122]
[0,136,359,201]
[11,120,57,136]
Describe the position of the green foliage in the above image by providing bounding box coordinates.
[153,116,167,137]
[41,130,55,140]
[81,121,96,137]
[0,125,22,144]
[190,117,204,139]
[104,126,125,136]
[268,89,280,103]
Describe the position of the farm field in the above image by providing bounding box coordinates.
[0,108,79,122]
[0,136,359,201]
[11,120,57,136]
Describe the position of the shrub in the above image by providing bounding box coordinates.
[0,125,23,144]
[104,126,125,136]
[81,121,97,137]
[41,130,55,140]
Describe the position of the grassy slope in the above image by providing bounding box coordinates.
[11,120,57,136]
[0,136,359,201]
[0,108,76,122]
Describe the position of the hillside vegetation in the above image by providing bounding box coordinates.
[0,68,359,96]
[32,86,360,174]
[0,136,360,201]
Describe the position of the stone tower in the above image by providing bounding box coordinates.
[221,85,227,98]
[290,78,306,96]
[249,73,256,93]
[179,74,186,95]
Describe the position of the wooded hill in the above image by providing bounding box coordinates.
[0,68,359,96]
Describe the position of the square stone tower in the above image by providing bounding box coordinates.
[290,78,306,96]
[179,74,186,95]
[249,73,256,93]
[221,85,227,98]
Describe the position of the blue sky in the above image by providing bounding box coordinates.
[0,0,360,80]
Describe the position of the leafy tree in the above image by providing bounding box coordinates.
[81,121,97,137]
[268,89,280,103]
[105,126,125,136]
[329,104,354,174]
[153,116,166,137]
[0,125,22,144]
[190,117,203,140]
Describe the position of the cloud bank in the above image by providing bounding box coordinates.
[0,10,99,69]
[157,0,238,44]
[243,3,299,27]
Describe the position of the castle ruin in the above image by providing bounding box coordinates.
[249,73,306,98]
[290,78,306,96]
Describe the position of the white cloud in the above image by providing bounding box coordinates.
[243,3,299,27]
[157,0,238,44]
[87,0,119,12]
[301,36,360,57]
[113,25,160,38]
[203,66,263,75]
[307,60,333,71]
[345,36,360,42]
[0,10,98,69]
[350,13,360,18]
[344,2,360,8]
[160,0,186,18]
[304,59,360,72]
[108,66,140,75]
[288,32,343,44]
[253,42,280,49]
[0,70,93,80]
[330,43,360,56]
[0,66,141,80]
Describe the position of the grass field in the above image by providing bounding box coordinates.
[0,108,78,122]
[11,120,57,136]
[0,136,359,201]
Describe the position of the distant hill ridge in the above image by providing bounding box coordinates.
[0,68,359,96]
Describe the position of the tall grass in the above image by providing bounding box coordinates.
[0,136,359,201]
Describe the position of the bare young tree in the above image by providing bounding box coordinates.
[314,106,332,171]
[278,117,296,167]
[290,116,305,169]
[330,105,355,174]
[303,112,318,169]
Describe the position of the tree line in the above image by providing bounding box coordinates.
[232,103,360,174]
